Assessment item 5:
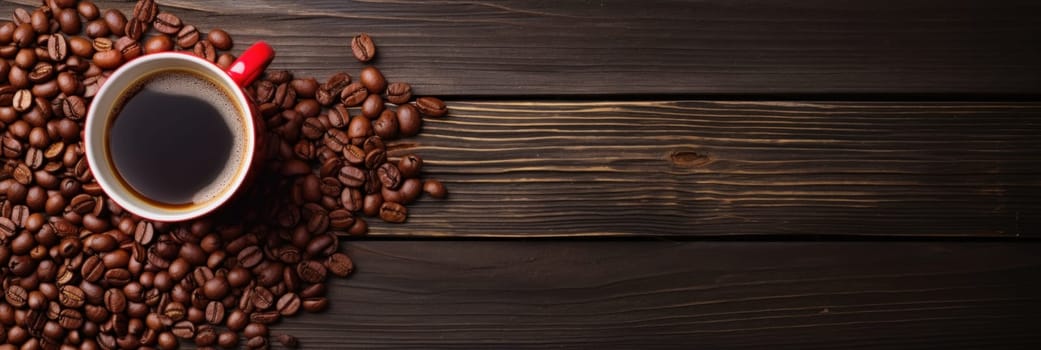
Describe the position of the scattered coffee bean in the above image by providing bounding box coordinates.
[359,66,387,94]
[176,24,199,48]
[416,96,448,117]
[424,179,447,198]
[386,82,412,104]
[379,201,408,223]
[340,82,368,106]
[396,103,423,136]
[351,33,375,62]
[206,28,232,50]
[152,12,182,34]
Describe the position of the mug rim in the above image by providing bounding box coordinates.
[84,52,257,222]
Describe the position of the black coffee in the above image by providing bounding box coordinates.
[106,69,244,207]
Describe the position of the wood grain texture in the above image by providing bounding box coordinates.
[266,241,1041,349]
[360,100,1041,237]
[3,0,1039,95]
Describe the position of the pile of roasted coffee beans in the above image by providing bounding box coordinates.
[0,0,448,349]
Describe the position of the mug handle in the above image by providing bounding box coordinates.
[226,41,275,87]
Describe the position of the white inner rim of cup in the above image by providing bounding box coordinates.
[85,53,255,222]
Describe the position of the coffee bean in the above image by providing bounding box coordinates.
[218,330,239,348]
[217,52,236,69]
[13,162,32,185]
[340,82,368,106]
[92,49,122,69]
[247,335,269,349]
[272,293,300,317]
[267,69,293,84]
[379,201,408,223]
[359,193,380,217]
[0,217,15,237]
[251,286,274,310]
[351,33,375,62]
[79,1,100,19]
[5,285,28,307]
[265,333,296,349]
[12,8,31,26]
[87,232,117,252]
[237,245,263,269]
[103,9,127,36]
[302,297,329,312]
[61,95,86,119]
[416,96,448,117]
[80,255,104,282]
[102,249,130,269]
[115,36,142,61]
[133,220,154,245]
[206,28,233,50]
[300,116,325,140]
[291,78,319,98]
[57,8,80,35]
[397,153,423,178]
[365,148,387,169]
[205,300,225,325]
[133,0,158,22]
[58,309,83,330]
[327,209,355,230]
[84,19,109,38]
[371,110,400,140]
[56,72,80,96]
[296,260,327,283]
[152,12,182,34]
[396,103,422,136]
[124,18,147,40]
[58,285,84,308]
[250,310,280,325]
[361,93,385,119]
[400,178,423,203]
[104,288,127,313]
[12,88,32,112]
[143,33,174,54]
[193,40,216,62]
[359,66,387,95]
[163,301,187,322]
[377,163,402,189]
[202,276,230,300]
[176,24,199,48]
[104,268,132,287]
[305,233,337,258]
[158,331,178,349]
[337,165,366,187]
[11,27,35,54]
[29,62,54,84]
[424,179,448,199]
[171,320,194,339]
[314,87,336,106]
[46,33,67,61]
[326,253,355,277]
[347,115,373,141]
[385,82,414,105]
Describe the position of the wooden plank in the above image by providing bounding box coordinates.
[271,241,1041,349]
[361,100,1041,237]
[3,0,1039,95]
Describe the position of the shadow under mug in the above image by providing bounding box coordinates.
[84,42,274,222]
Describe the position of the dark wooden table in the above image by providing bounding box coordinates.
[5,0,1041,348]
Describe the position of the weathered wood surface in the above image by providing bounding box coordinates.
[265,241,1041,349]
[4,0,1040,95]
[371,100,1041,237]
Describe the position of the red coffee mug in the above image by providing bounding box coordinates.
[84,42,275,222]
